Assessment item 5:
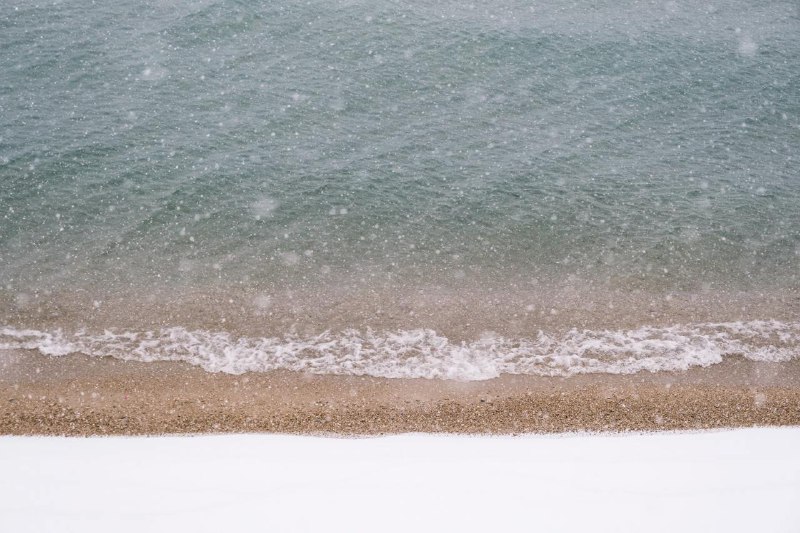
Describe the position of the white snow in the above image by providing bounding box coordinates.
[1,428,799,532]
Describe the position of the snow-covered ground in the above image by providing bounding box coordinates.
[1,428,799,532]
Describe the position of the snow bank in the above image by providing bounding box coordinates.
[1,428,799,532]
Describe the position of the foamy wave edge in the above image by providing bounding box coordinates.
[1,320,799,381]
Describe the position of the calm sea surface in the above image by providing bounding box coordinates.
[1,0,799,378]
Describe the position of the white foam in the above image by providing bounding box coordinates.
[1,320,798,381]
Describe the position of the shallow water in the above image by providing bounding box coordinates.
[1,0,799,377]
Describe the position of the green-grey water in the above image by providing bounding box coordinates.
[1,0,799,378]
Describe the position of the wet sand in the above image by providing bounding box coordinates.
[2,350,799,435]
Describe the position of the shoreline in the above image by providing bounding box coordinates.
[2,350,799,436]
[4,284,799,341]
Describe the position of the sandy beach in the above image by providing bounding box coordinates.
[2,349,799,435]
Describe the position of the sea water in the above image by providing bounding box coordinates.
[1,0,799,379]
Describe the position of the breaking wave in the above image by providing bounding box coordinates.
[1,320,798,381]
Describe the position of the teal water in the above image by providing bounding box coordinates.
[1,1,799,343]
